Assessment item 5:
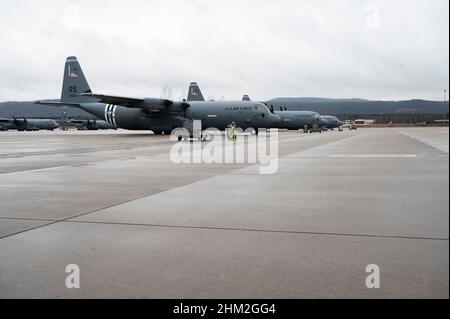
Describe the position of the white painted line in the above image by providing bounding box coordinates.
[399,131,449,154]
[329,154,417,158]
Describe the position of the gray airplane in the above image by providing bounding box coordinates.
[320,115,344,130]
[0,117,59,131]
[36,57,279,139]
[186,83,325,132]
[243,94,329,132]
[64,119,116,130]
[277,111,325,131]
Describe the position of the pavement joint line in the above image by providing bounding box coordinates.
[0,176,240,240]
[328,154,417,158]
[0,132,359,240]
[64,220,450,241]
[0,216,57,222]
[0,221,59,240]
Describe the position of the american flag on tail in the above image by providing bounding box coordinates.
[68,65,78,78]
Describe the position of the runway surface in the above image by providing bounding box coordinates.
[0,128,448,298]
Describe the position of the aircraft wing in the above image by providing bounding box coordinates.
[34,100,81,107]
[78,93,147,107]
[79,93,189,113]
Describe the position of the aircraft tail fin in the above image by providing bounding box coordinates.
[61,56,96,103]
[187,82,205,101]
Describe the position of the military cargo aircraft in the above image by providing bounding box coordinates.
[320,115,344,130]
[0,117,59,131]
[185,83,325,132]
[277,111,325,131]
[35,57,279,138]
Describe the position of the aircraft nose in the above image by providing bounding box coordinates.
[268,113,281,127]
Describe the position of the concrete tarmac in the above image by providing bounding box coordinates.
[0,128,448,298]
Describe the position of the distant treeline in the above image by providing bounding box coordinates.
[0,98,448,122]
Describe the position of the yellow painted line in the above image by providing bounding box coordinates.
[329,154,417,158]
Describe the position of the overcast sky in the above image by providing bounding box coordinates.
[0,0,448,102]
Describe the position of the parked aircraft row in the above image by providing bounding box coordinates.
[187,82,344,132]
[0,117,115,131]
[32,56,344,138]
[0,117,58,131]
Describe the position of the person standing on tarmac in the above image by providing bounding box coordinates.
[228,122,237,140]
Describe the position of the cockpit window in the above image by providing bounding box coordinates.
[256,103,270,113]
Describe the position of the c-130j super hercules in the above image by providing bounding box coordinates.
[36,57,280,140]
[187,82,327,132]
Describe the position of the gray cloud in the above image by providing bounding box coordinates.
[0,0,448,101]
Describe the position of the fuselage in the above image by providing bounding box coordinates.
[275,111,325,130]
[78,100,280,133]
[186,101,279,130]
